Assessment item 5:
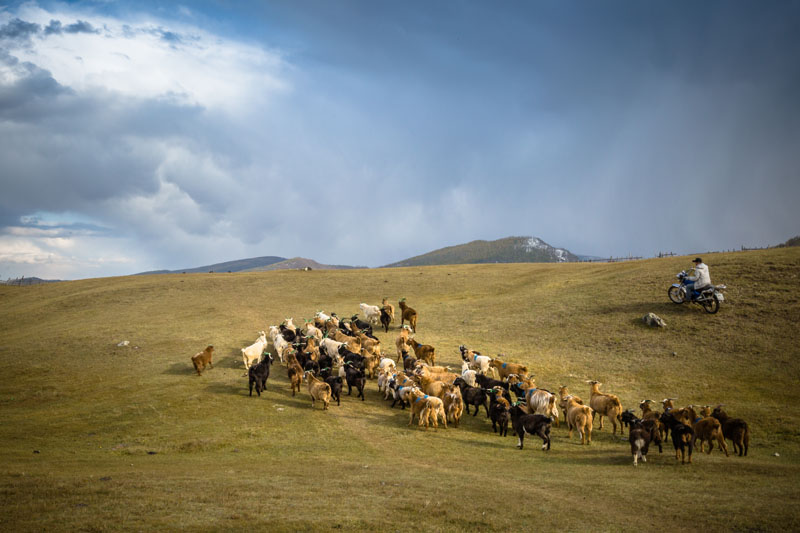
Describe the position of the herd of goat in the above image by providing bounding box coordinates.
[190,298,751,466]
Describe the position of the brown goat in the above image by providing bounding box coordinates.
[398,298,418,332]
[490,357,529,380]
[409,338,436,366]
[588,380,623,435]
[688,405,729,456]
[191,345,214,375]
[712,405,750,457]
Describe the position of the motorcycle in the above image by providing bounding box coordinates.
[668,271,726,314]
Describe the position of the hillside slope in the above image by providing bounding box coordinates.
[1,248,799,531]
[384,235,578,267]
[136,255,286,274]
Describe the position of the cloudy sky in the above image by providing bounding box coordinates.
[1,1,798,279]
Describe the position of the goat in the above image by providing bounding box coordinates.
[343,362,366,401]
[671,423,694,464]
[587,380,623,435]
[711,405,750,457]
[248,353,274,397]
[409,339,436,366]
[191,345,214,375]
[488,388,511,437]
[286,352,304,396]
[558,385,582,424]
[639,399,667,441]
[510,404,551,451]
[566,395,593,445]
[398,298,418,332]
[453,377,489,417]
[379,307,392,333]
[688,406,729,456]
[489,357,529,381]
[325,376,343,406]
[241,332,268,373]
[460,361,478,387]
[304,371,332,410]
[350,315,374,335]
[459,346,494,377]
[629,417,660,466]
[443,386,464,428]
[395,326,413,360]
[509,377,559,424]
[268,326,290,364]
[407,388,447,429]
[381,298,395,323]
[474,373,509,394]
[359,303,382,325]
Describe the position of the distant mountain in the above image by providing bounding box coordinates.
[137,256,286,275]
[1,277,62,286]
[242,257,365,271]
[383,236,578,267]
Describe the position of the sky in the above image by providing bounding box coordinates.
[1,0,798,280]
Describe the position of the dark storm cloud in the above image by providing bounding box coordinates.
[0,18,40,42]
[44,19,100,35]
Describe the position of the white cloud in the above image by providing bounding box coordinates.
[4,3,290,113]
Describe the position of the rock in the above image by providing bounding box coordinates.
[774,452,781,457]
[642,313,667,328]
[117,340,129,347]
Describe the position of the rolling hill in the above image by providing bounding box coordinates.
[2,247,799,531]
[383,236,578,267]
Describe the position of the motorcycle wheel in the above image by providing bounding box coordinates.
[701,294,720,314]
[668,286,684,304]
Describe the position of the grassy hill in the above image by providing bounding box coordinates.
[1,248,799,531]
[136,255,286,274]
[242,257,365,271]
[384,236,578,267]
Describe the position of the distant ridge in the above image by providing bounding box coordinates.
[137,255,286,275]
[383,236,578,267]
[1,276,62,286]
[242,257,364,271]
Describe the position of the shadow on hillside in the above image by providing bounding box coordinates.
[164,362,197,375]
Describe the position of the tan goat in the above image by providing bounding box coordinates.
[587,380,623,435]
[490,357,529,380]
[382,298,395,322]
[191,345,214,375]
[566,396,593,445]
[687,405,729,456]
[304,371,332,410]
[558,385,583,425]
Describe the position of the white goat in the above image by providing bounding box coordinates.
[460,361,478,387]
[241,331,268,373]
[360,303,382,325]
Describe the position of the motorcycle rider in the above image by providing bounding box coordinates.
[685,257,711,301]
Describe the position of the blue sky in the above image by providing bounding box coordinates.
[1,1,798,279]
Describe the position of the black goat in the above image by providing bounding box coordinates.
[325,376,343,406]
[488,388,510,437]
[401,350,417,372]
[343,363,366,401]
[475,373,509,394]
[279,324,297,343]
[509,405,551,450]
[380,308,391,332]
[671,422,694,464]
[454,377,489,417]
[628,417,662,466]
[350,315,373,335]
[248,353,274,397]
[303,359,320,376]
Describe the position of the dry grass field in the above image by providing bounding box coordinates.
[1,248,799,532]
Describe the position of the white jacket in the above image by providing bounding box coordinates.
[687,262,711,289]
